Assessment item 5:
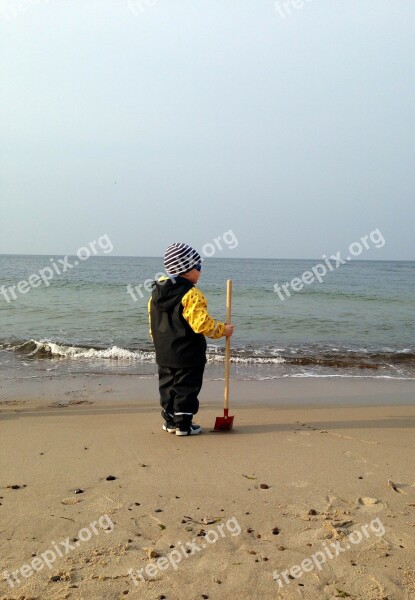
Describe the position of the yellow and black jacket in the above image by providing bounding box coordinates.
[148,277,225,368]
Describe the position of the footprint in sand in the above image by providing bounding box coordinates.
[388,480,409,494]
[358,496,378,506]
[356,496,387,512]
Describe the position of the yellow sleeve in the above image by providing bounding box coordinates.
[147,297,153,339]
[181,287,226,339]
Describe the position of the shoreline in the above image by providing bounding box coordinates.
[1,374,415,412]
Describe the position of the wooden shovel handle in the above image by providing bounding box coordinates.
[224,279,232,410]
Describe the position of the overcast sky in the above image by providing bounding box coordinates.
[0,0,414,259]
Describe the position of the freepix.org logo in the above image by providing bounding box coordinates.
[273,228,385,302]
[0,235,114,304]
[273,517,385,588]
[129,516,241,583]
[3,514,114,589]
[274,0,313,20]
[0,0,50,21]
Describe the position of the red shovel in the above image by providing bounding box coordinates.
[214,279,234,432]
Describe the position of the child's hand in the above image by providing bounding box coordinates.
[224,324,234,337]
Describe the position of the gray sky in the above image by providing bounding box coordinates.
[1,0,414,259]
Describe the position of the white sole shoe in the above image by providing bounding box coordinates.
[176,424,202,436]
[162,424,177,434]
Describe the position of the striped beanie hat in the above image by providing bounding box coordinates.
[164,242,202,276]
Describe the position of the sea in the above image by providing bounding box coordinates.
[0,255,414,382]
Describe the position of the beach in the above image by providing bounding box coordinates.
[1,377,415,600]
[1,257,414,600]
[2,0,414,598]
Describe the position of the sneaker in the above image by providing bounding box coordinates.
[162,422,177,434]
[176,423,202,436]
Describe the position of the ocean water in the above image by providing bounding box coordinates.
[0,255,414,381]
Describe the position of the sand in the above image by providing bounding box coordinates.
[1,376,415,600]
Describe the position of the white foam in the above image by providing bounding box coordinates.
[28,340,155,361]
[23,339,286,365]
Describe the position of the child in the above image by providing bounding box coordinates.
[148,242,234,436]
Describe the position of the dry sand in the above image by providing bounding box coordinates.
[1,376,415,600]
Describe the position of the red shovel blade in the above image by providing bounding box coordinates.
[214,411,234,431]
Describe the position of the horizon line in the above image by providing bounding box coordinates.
[0,253,413,263]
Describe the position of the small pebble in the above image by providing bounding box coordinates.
[259,483,270,489]
[202,595,209,599]
[277,545,285,551]
[154,508,163,513]
[50,575,61,582]
[74,489,84,494]
[140,464,147,467]
[272,527,280,535]
[308,509,317,516]
[214,578,222,584]
[106,475,116,481]
[247,527,254,533]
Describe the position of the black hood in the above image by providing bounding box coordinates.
[151,277,194,312]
